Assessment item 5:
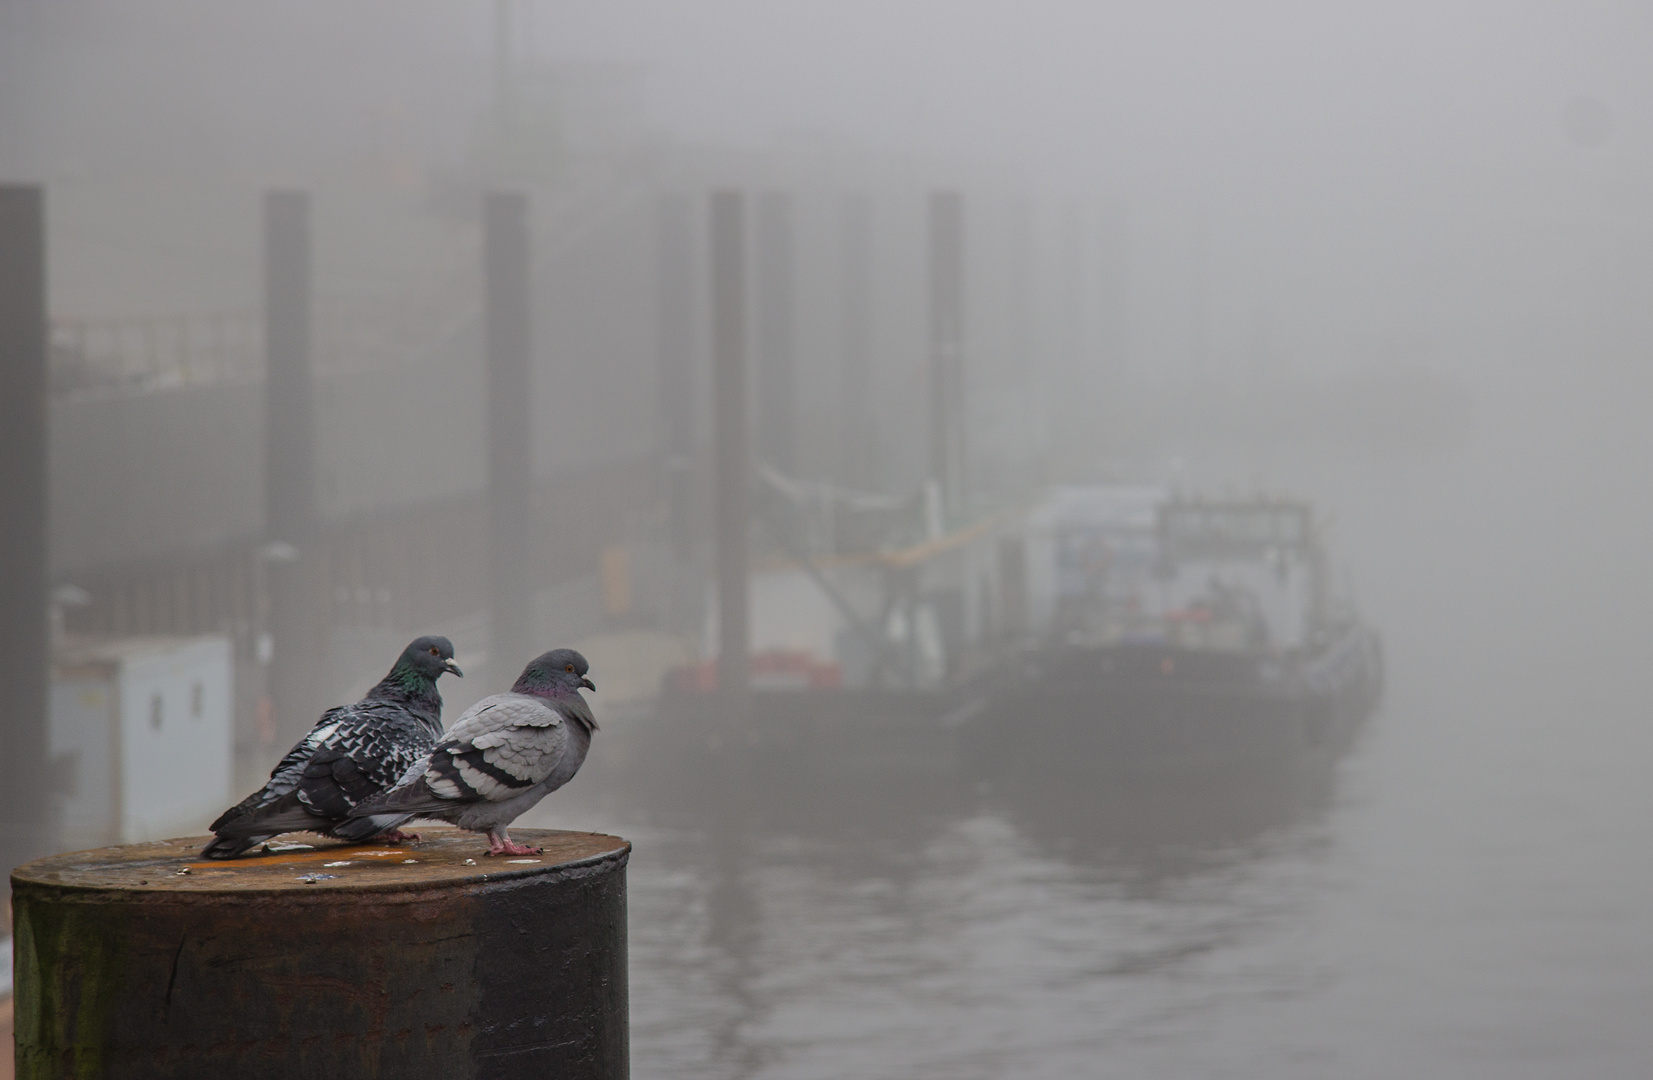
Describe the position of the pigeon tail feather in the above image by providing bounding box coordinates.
[329,811,414,843]
[206,789,333,840]
[200,834,270,860]
[209,788,277,834]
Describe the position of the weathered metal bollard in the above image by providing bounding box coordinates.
[10,828,629,1079]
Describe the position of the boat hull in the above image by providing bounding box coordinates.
[974,623,1382,777]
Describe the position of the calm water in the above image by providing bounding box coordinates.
[529,360,1653,1079]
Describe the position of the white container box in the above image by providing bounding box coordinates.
[51,635,234,847]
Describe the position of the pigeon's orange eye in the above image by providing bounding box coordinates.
[430,647,440,655]
[565,664,575,672]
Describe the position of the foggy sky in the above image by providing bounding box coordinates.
[7,1,1649,385]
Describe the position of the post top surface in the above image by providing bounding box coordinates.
[10,828,628,897]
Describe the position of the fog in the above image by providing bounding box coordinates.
[4,1,1653,1076]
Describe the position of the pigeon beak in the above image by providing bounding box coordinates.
[443,658,464,677]
[580,676,596,692]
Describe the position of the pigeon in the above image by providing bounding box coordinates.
[338,648,597,857]
[201,635,462,859]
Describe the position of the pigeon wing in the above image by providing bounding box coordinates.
[361,694,571,815]
[294,698,437,821]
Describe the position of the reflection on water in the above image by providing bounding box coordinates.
[531,704,1354,1079]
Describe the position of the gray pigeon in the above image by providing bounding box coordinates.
[338,648,596,856]
[201,635,462,858]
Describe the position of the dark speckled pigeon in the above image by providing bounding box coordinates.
[338,648,596,857]
[201,635,462,859]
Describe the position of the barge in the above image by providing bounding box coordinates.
[654,479,1381,785]
[973,489,1382,777]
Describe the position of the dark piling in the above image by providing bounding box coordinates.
[710,190,750,722]
[927,190,965,516]
[754,191,796,478]
[485,190,534,673]
[655,193,697,563]
[11,828,629,1080]
[262,189,321,749]
[0,183,53,871]
[837,192,875,492]
[482,189,532,668]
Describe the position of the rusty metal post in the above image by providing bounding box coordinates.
[485,191,533,674]
[0,183,54,872]
[263,190,320,749]
[710,191,749,715]
[11,829,630,1079]
[928,190,965,518]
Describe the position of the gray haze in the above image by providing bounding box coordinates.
[5,1,1653,1076]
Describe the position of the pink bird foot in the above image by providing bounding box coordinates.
[381,829,423,843]
[484,831,543,857]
